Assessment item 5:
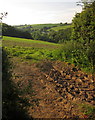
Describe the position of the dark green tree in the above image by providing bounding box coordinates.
[2,23,32,39]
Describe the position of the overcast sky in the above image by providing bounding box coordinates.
[1,0,82,25]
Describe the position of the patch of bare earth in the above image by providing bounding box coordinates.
[12,59,95,119]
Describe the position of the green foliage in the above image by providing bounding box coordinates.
[61,41,92,71]
[3,35,94,73]
[2,23,32,39]
[71,1,95,72]
[72,1,95,44]
[3,36,64,62]
[14,23,72,43]
[51,49,65,61]
[5,45,65,62]
[86,41,95,72]
[47,27,72,43]
[32,31,42,40]
[58,28,72,43]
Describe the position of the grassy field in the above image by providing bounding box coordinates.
[3,36,60,46]
[3,36,93,72]
[3,36,63,63]
[30,23,60,29]
[49,24,72,31]
[15,23,72,32]
[3,36,61,48]
[15,23,62,30]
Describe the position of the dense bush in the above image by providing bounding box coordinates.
[70,1,95,72]
[61,41,91,71]
[72,2,95,44]
[32,27,72,43]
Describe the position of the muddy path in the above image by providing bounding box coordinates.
[12,59,95,119]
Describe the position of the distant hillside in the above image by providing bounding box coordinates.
[48,24,72,31]
[14,23,72,31]
[14,23,72,43]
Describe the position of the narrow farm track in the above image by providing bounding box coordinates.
[12,59,95,119]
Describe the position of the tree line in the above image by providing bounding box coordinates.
[2,23,32,39]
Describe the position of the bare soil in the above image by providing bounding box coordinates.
[12,59,95,119]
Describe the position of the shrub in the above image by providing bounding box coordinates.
[61,41,91,71]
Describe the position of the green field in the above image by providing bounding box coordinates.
[15,23,62,30]
[3,36,93,72]
[49,24,72,31]
[3,36,61,48]
[29,23,60,29]
[15,23,72,32]
[3,36,64,63]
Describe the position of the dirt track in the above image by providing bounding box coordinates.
[12,59,95,119]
